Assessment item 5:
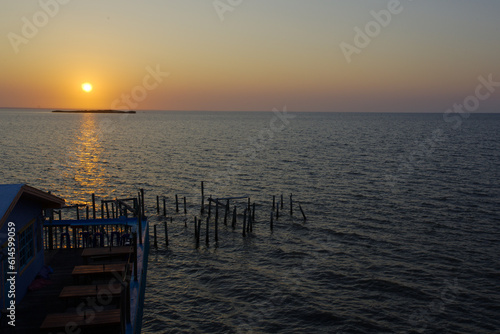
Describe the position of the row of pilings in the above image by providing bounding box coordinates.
[151,181,307,249]
[49,184,307,250]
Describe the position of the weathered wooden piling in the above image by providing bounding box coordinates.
[280,194,284,210]
[156,196,160,214]
[183,196,187,214]
[92,193,96,219]
[208,196,212,218]
[272,195,275,210]
[201,181,205,214]
[111,202,115,219]
[164,220,169,247]
[224,199,229,225]
[290,194,293,216]
[270,212,273,230]
[154,225,158,249]
[163,197,166,216]
[140,189,145,217]
[298,202,307,221]
[175,194,179,213]
[232,206,237,229]
[101,201,104,219]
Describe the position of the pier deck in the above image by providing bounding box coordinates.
[16,249,84,334]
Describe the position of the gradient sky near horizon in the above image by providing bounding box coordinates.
[0,0,499,112]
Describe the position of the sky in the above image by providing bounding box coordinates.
[0,0,499,112]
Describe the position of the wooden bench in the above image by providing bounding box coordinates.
[59,284,123,306]
[82,246,133,264]
[72,263,126,284]
[40,308,120,332]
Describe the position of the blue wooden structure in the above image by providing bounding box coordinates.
[0,184,64,309]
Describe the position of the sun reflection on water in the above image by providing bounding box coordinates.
[62,113,108,203]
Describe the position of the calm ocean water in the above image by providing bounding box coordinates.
[1,109,499,333]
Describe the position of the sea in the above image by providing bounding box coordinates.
[1,109,499,333]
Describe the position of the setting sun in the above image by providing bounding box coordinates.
[81,83,93,92]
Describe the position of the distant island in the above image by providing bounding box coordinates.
[52,110,136,114]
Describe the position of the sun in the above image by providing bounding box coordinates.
[81,83,93,92]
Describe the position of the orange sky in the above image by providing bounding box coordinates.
[1,0,499,112]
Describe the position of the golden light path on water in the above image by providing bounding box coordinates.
[62,113,108,205]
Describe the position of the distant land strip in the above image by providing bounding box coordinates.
[52,110,136,114]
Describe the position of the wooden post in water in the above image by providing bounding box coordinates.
[156,196,160,214]
[76,206,80,220]
[92,194,96,219]
[163,197,166,216]
[232,206,237,229]
[153,225,158,249]
[272,195,275,210]
[298,202,307,221]
[276,201,280,219]
[205,216,209,247]
[200,181,205,214]
[224,199,229,226]
[183,196,187,214]
[106,202,110,219]
[215,201,219,221]
[164,220,169,248]
[111,203,115,219]
[290,194,293,216]
[242,209,247,237]
[270,212,274,231]
[281,194,284,210]
[175,194,179,213]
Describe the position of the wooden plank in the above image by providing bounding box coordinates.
[59,284,122,299]
[72,263,126,276]
[81,246,133,258]
[40,309,120,330]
